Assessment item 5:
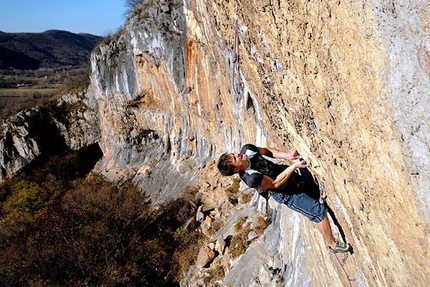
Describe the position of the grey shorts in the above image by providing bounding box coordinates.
[272,191,327,223]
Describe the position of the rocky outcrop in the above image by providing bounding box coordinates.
[1,0,428,286]
[0,92,100,181]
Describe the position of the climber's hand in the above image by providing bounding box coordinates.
[294,160,308,169]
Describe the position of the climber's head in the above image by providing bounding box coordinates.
[217,152,248,176]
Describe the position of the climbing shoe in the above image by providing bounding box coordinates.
[329,241,351,254]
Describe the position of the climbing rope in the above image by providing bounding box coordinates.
[299,155,355,284]
[333,253,357,286]
[231,1,241,97]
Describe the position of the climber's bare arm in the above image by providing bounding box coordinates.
[259,160,307,190]
[257,147,300,161]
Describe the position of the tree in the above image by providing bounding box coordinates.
[125,0,144,15]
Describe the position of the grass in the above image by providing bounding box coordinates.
[255,215,269,236]
[228,214,270,259]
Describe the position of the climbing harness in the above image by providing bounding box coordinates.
[231,1,241,97]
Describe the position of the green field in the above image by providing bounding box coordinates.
[0,88,58,120]
[0,87,58,97]
[0,67,90,120]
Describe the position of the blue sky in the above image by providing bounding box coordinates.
[0,0,127,36]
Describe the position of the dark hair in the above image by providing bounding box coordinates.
[217,153,235,176]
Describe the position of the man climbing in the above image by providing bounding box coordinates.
[217,143,351,254]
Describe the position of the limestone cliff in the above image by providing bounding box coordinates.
[88,0,429,286]
[1,0,429,286]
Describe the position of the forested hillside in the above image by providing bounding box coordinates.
[0,30,103,120]
[0,30,103,69]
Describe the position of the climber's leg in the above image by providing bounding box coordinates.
[317,215,336,248]
[272,192,350,253]
[318,216,351,253]
[272,192,327,222]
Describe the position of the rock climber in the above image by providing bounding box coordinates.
[217,143,351,254]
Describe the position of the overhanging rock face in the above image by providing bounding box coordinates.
[87,0,429,286]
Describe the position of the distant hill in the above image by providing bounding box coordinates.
[0,30,103,70]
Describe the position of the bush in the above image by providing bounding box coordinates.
[229,235,249,259]
[125,0,144,14]
[234,216,248,232]
[172,229,203,282]
[212,258,225,280]
[255,215,269,236]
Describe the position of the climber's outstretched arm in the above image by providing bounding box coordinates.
[259,158,307,190]
[257,147,300,161]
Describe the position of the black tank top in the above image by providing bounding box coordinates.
[238,144,301,193]
[239,144,320,200]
